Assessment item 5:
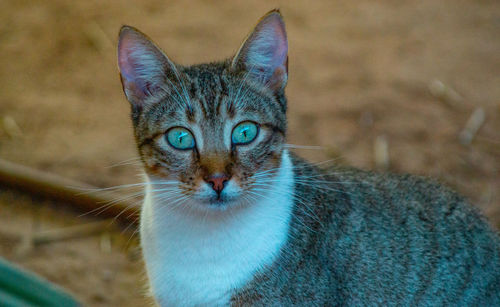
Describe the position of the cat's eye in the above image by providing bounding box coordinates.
[232,121,259,145]
[166,127,195,150]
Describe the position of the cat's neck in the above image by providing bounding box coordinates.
[140,150,295,306]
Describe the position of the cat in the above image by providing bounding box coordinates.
[117,9,500,306]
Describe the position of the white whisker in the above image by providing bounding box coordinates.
[284,144,324,150]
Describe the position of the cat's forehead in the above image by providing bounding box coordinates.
[182,62,229,80]
[182,63,232,117]
[166,63,275,117]
[181,62,249,105]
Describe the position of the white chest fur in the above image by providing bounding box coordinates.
[140,151,295,306]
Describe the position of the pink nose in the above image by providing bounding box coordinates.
[205,174,230,195]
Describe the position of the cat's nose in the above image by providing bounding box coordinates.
[205,173,230,195]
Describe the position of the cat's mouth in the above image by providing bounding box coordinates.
[199,193,239,208]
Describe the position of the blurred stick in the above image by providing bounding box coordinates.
[33,220,112,245]
[429,79,463,107]
[15,210,37,256]
[2,116,23,139]
[459,107,485,146]
[374,135,389,171]
[2,220,113,250]
[0,158,139,226]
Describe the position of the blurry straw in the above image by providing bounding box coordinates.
[3,220,114,250]
[2,116,23,139]
[374,135,389,171]
[32,220,112,245]
[15,210,38,256]
[459,107,485,146]
[100,233,112,253]
[429,79,463,107]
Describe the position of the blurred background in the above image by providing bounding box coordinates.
[0,0,499,305]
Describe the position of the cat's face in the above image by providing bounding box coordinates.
[118,11,289,210]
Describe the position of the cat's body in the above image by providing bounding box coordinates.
[233,153,500,306]
[117,10,500,306]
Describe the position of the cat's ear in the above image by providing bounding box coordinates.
[117,26,172,107]
[232,10,288,92]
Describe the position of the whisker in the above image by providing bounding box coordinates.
[171,65,193,112]
[77,191,142,218]
[95,196,141,217]
[122,217,141,251]
[160,79,189,111]
[113,201,142,223]
[105,157,142,168]
[231,65,255,110]
[74,180,178,196]
[284,144,324,150]
[251,158,345,179]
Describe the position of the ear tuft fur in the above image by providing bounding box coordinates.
[117,26,172,106]
[232,10,288,92]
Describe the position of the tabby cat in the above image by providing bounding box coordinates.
[117,10,500,306]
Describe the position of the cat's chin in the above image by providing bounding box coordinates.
[186,194,247,212]
[200,196,240,209]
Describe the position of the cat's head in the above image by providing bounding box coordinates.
[117,10,289,210]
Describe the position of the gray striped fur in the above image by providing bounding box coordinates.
[231,154,500,305]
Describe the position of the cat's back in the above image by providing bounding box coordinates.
[327,162,500,305]
[233,154,500,306]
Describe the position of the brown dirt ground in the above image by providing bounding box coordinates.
[0,0,499,305]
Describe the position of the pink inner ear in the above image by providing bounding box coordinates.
[117,28,167,101]
[118,37,148,100]
[239,12,288,89]
[118,34,143,84]
[266,18,288,69]
[251,15,288,69]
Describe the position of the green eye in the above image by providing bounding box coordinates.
[166,127,195,150]
[232,121,259,145]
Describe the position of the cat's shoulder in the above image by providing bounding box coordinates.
[288,151,447,193]
[288,152,492,229]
